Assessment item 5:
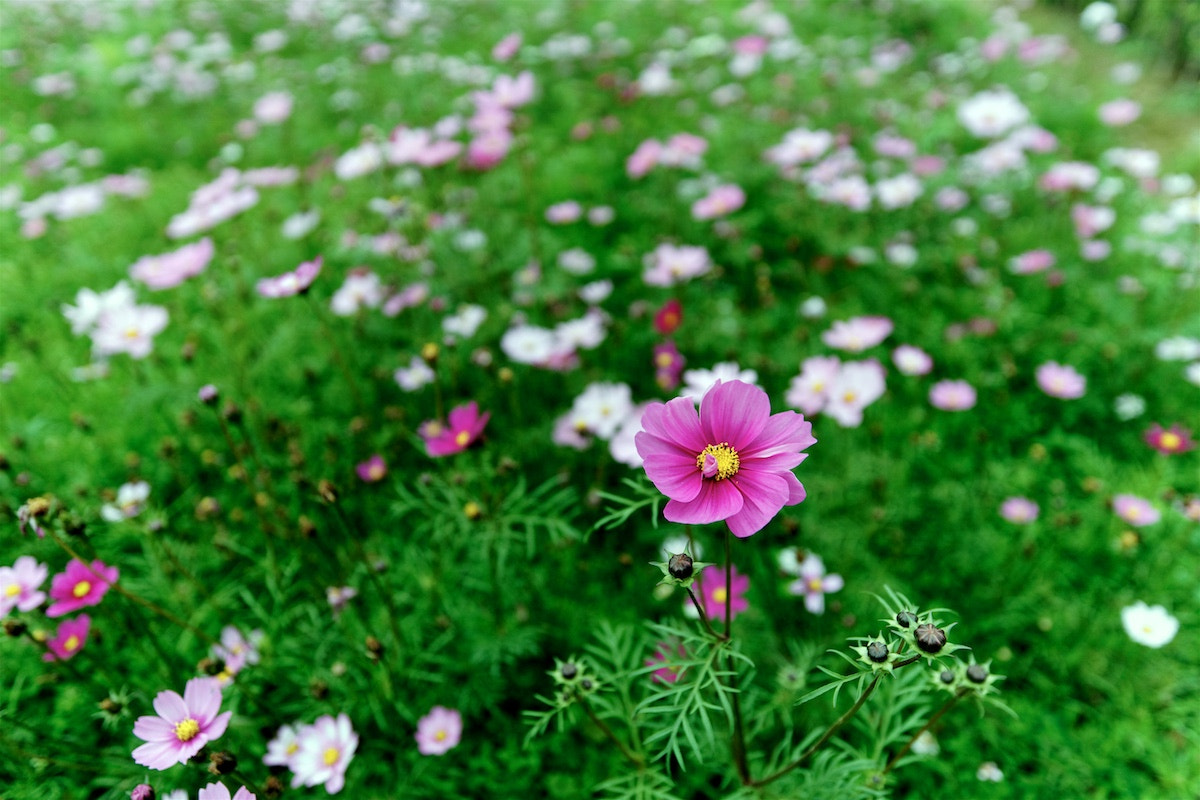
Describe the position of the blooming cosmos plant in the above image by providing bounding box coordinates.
[636,380,815,536]
[415,706,463,756]
[132,677,231,769]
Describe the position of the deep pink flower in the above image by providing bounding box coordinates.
[256,256,322,298]
[653,298,683,335]
[422,402,490,457]
[635,380,815,537]
[45,559,118,618]
[44,614,90,662]
[356,454,387,482]
[132,677,231,769]
[415,706,462,756]
[690,564,750,622]
[645,641,688,683]
[1144,424,1195,455]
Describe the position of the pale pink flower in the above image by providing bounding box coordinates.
[822,360,887,428]
[929,380,977,411]
[1000,497,1039,524]
[132,677,232,770]
[492,32,522,62]
[626,139,662,178]
[545,201,582,224]
[1009,249,1055,275]
[415,706,462,756]
[0,555,48,616]
[691,184,745,220]
[821,316,893,353]
[785,355,842,415]
[130,238,214,290]
[957,88,1031,138]
[1113,494,1160,527]
[256,256,322,298]
[643,244,712,287]
[253,91,293,124]
[292,713,357,793]
[1039,161,1100,193]
[1098,98,1140,126]
[1036,362,1086,399]
[1071,204,1116,238]
[264,723,302,769]
[786,554,843,614]
[330,269,383,316]
[891,345,932,376]
[198,783,255,800]
[90,304,169,359]
[874,173,922,209]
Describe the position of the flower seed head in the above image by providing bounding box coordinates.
[668,553,694,580]
[895,611,918,628]
[915,623,947,653]
[866,641,889,662]
[940,669,956,684]
[967,663,989,684]
[208,750,238,775]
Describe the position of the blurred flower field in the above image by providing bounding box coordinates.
[1,0,1198,798]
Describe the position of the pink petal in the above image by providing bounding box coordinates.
[741,450,806,473]
[132,739,183,770]
[642,397,707,452]
[725,472,790,537]
[700,380,768,448]
[641,453,703,502]
[822,573,844,592]
[183,678,221,722]
[204,710,233,741]
[133,716,178,742]
[741,410,816,458]
[152,690,188,723]
[448,402,479,429]
[781,471,807,505]
[664,480,743,525]
[805,592,826,614]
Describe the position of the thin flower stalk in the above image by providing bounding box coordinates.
[882,688,968,775]
[579,696,645,768]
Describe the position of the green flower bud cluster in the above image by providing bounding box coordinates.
[548,656,601,707]
[650,555,715,590]
[931,657,1005,697]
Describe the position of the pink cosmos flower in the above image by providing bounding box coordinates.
[131,784,154,800]
[130,238,214,290]
[1036,362,1086,399]
[645,641,688,683]
[634,380,815,537]
[689,563,750,622]
[132,677,232,770]
[356,455,387,482]
[1144,424,1195,455]
[0,555,48,616]
[1071,204,1116,238]
[626,139,662,178]
[654,341,686,391]
[91,304,169,360]
[545,201,583,224]
[198,783,255,800]
[46,558,118,618]
[999,497,1039,524]
[422,402,491,457]
[254,91,293,125]
[44,614,90,662]
[821,316,894,352]
[891,345,932,376]
[786,356,842,415]
[691,184,746,220]
[929,380,977,411]
[786,554,843,614]
[292,713,357,793]
[211,625,263,675]
[264,723,301,769]
[1113,494,1160,527]
[492,32,522,61]
[822,360,887,428]
[643,244,712,287]
[1009,249,1055,275]
[256,256,322,298]
[653,298,683,335]
[415,706,462,756]
[1098,98,1140,126]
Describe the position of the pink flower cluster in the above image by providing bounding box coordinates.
[265,713,358,794]
[62,281,169,360]
[786,356,886,428]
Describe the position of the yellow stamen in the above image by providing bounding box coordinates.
[1160,432,1181,451]
[454,430,470,447]
[286,743,299,755]
[712,588,728,604]
[4,584,19,597]
[323,747,340,766]
[696,443,740,480]
[175,718,200,742]
[63,635,80,652]
[435,730,447,741]
[807,578,823,591]
[72,581,92,598]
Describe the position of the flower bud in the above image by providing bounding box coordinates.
[667,553,694,580]
[263,776,284,799]
[317,479,338,504]
[967,664,988,684]
[3,618,27,637]
[939,669,955,685]
[198,384,219,405]
[914,623,947,654]
[198,657,226,676]
[130,785,155,800]
[895,611,918,628]
[866,641,889,662]
[560,661,578,680]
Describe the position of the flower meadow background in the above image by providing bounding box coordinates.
[1,0,1199,798]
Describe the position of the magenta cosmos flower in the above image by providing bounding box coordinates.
[44,614,90,662]
[1144,424,1195,455]
[645,641,688,684]
[132,677,231,770]
[422,402,490,457]
[355,454,387,482]
[46,558,119,618]
[415,706,463,756]
[635,380,815,537]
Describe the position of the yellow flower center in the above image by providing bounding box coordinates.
[4,584,19,597]
[696,443,740,480]
[286,743,299,755]
[454,430,470,447]
[656,353,674,367]
[175,718,200,742]
[807,577,823,591]
[73,581,92,598]
[64,635,80,652]
[368,463,385,480]
[712,588,728,604]
[842,391,856,403]
[435,729,447,741]
[1160,432,1181,450]
[323,747,340,766]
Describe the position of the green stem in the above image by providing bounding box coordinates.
[882,689,967,775]
[579,696,644,768]
[686,586,719,639]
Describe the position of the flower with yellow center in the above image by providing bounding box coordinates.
[175,718,201,742]
[1159,432,1181,451]
[4,584,19,598]
[63,635,80,652]
[72,580,92,598]
[323,747,340,766]
[696,443,740,481]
